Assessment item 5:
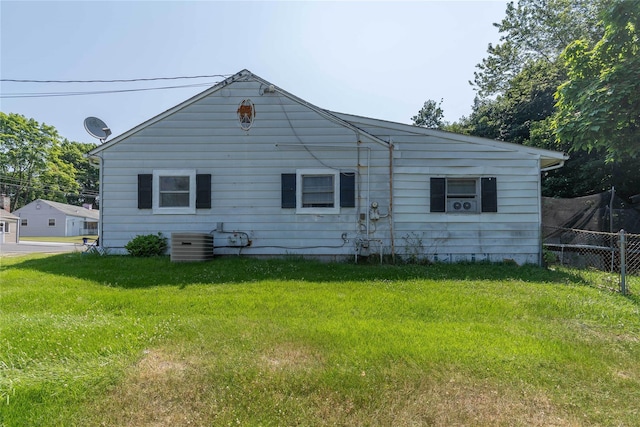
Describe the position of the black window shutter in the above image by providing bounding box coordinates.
[281,173,296,208]
[430,178,446,212]
[138,174,152,209]
[340,172,356,208]
[481,177,498,212]
[196,174,211,209]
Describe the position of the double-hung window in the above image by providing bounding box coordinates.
[281,169,355,214]
[301,172,337,208]
[298,169,339,214]
[159,175,191,207]
[153,170,196,214]
[138,171,211,213]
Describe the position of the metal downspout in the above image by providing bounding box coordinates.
[389,139,395,263]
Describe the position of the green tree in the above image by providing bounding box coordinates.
[35,143,80,204]
[0,113,97,210]
[59,140,99,206]
[473,0,605,98]
[462,0,640,201]
[554,0,640,161]
[0,112,58,210]
[411,99,447,129]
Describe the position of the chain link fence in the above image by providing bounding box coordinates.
[543,226,640,294]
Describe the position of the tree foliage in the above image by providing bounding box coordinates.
[0,112,98,210]
[59,140,99,206]
[0,112,58,210]
[455,0,640,202]
[473,0,605,97]
[411,99,447,129]
[554,0,640,161]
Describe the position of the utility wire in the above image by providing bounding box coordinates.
[0,74,232,84]
[0,180,99,198]
[1,81,220,99]
[0,175,99,197]
[0,181,99,198]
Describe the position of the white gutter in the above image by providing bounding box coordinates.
[541,160,566,172]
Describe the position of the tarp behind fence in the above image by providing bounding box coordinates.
[542,191,640,240]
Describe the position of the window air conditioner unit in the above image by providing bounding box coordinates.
[447,199,477,213]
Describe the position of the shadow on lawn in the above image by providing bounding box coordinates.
[3,252,591,289]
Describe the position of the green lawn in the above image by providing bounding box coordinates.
[19,236,97,244]
[1,254,638,426]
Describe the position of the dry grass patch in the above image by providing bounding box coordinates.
[259,342,324,372]
[419,376,579,427]
[90,348,213,427]
[311,373,581,427]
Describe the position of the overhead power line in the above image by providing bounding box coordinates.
[0,180,99,198]
[0,174,99,197]
[0,73,234,99]
[0,81,222,99]
[0,74,232,84]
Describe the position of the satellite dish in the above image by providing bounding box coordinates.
[84,116,112,142]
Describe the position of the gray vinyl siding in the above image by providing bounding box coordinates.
[14,206,63,237]
[99,80,391,256]
[338,116,545,265]
[94,74,564,264]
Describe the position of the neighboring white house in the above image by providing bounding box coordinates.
[88,69,567,264]
[0,210,20,244]
[13,199,99,237]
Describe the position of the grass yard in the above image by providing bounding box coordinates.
[1,254,639,426]
[18,236,97,244]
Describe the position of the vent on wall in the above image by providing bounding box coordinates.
[170,233,214,262]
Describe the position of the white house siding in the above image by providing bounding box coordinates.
[334,115,546,265]
[0,212,19,243]
[98,79,392,257]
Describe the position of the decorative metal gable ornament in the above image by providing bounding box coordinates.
[237,99,256,131]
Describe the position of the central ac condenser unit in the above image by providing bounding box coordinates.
[170,233,214,262]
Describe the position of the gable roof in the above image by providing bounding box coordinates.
[15,199,99,220]
[88,69,389,156]
[88,69,567,171]
[0,210,19,221]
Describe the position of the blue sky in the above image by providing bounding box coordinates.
[1,1,508,144]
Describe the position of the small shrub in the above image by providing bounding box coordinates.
[543,248,558,266]
[125,232,168,257]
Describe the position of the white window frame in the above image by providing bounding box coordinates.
[21,218,28,227]
[152,169,196,214]
[0,221,5,233]
[48,218,56,227]
[296,169,340,214]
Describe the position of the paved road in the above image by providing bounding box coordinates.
[0,241,82,256]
